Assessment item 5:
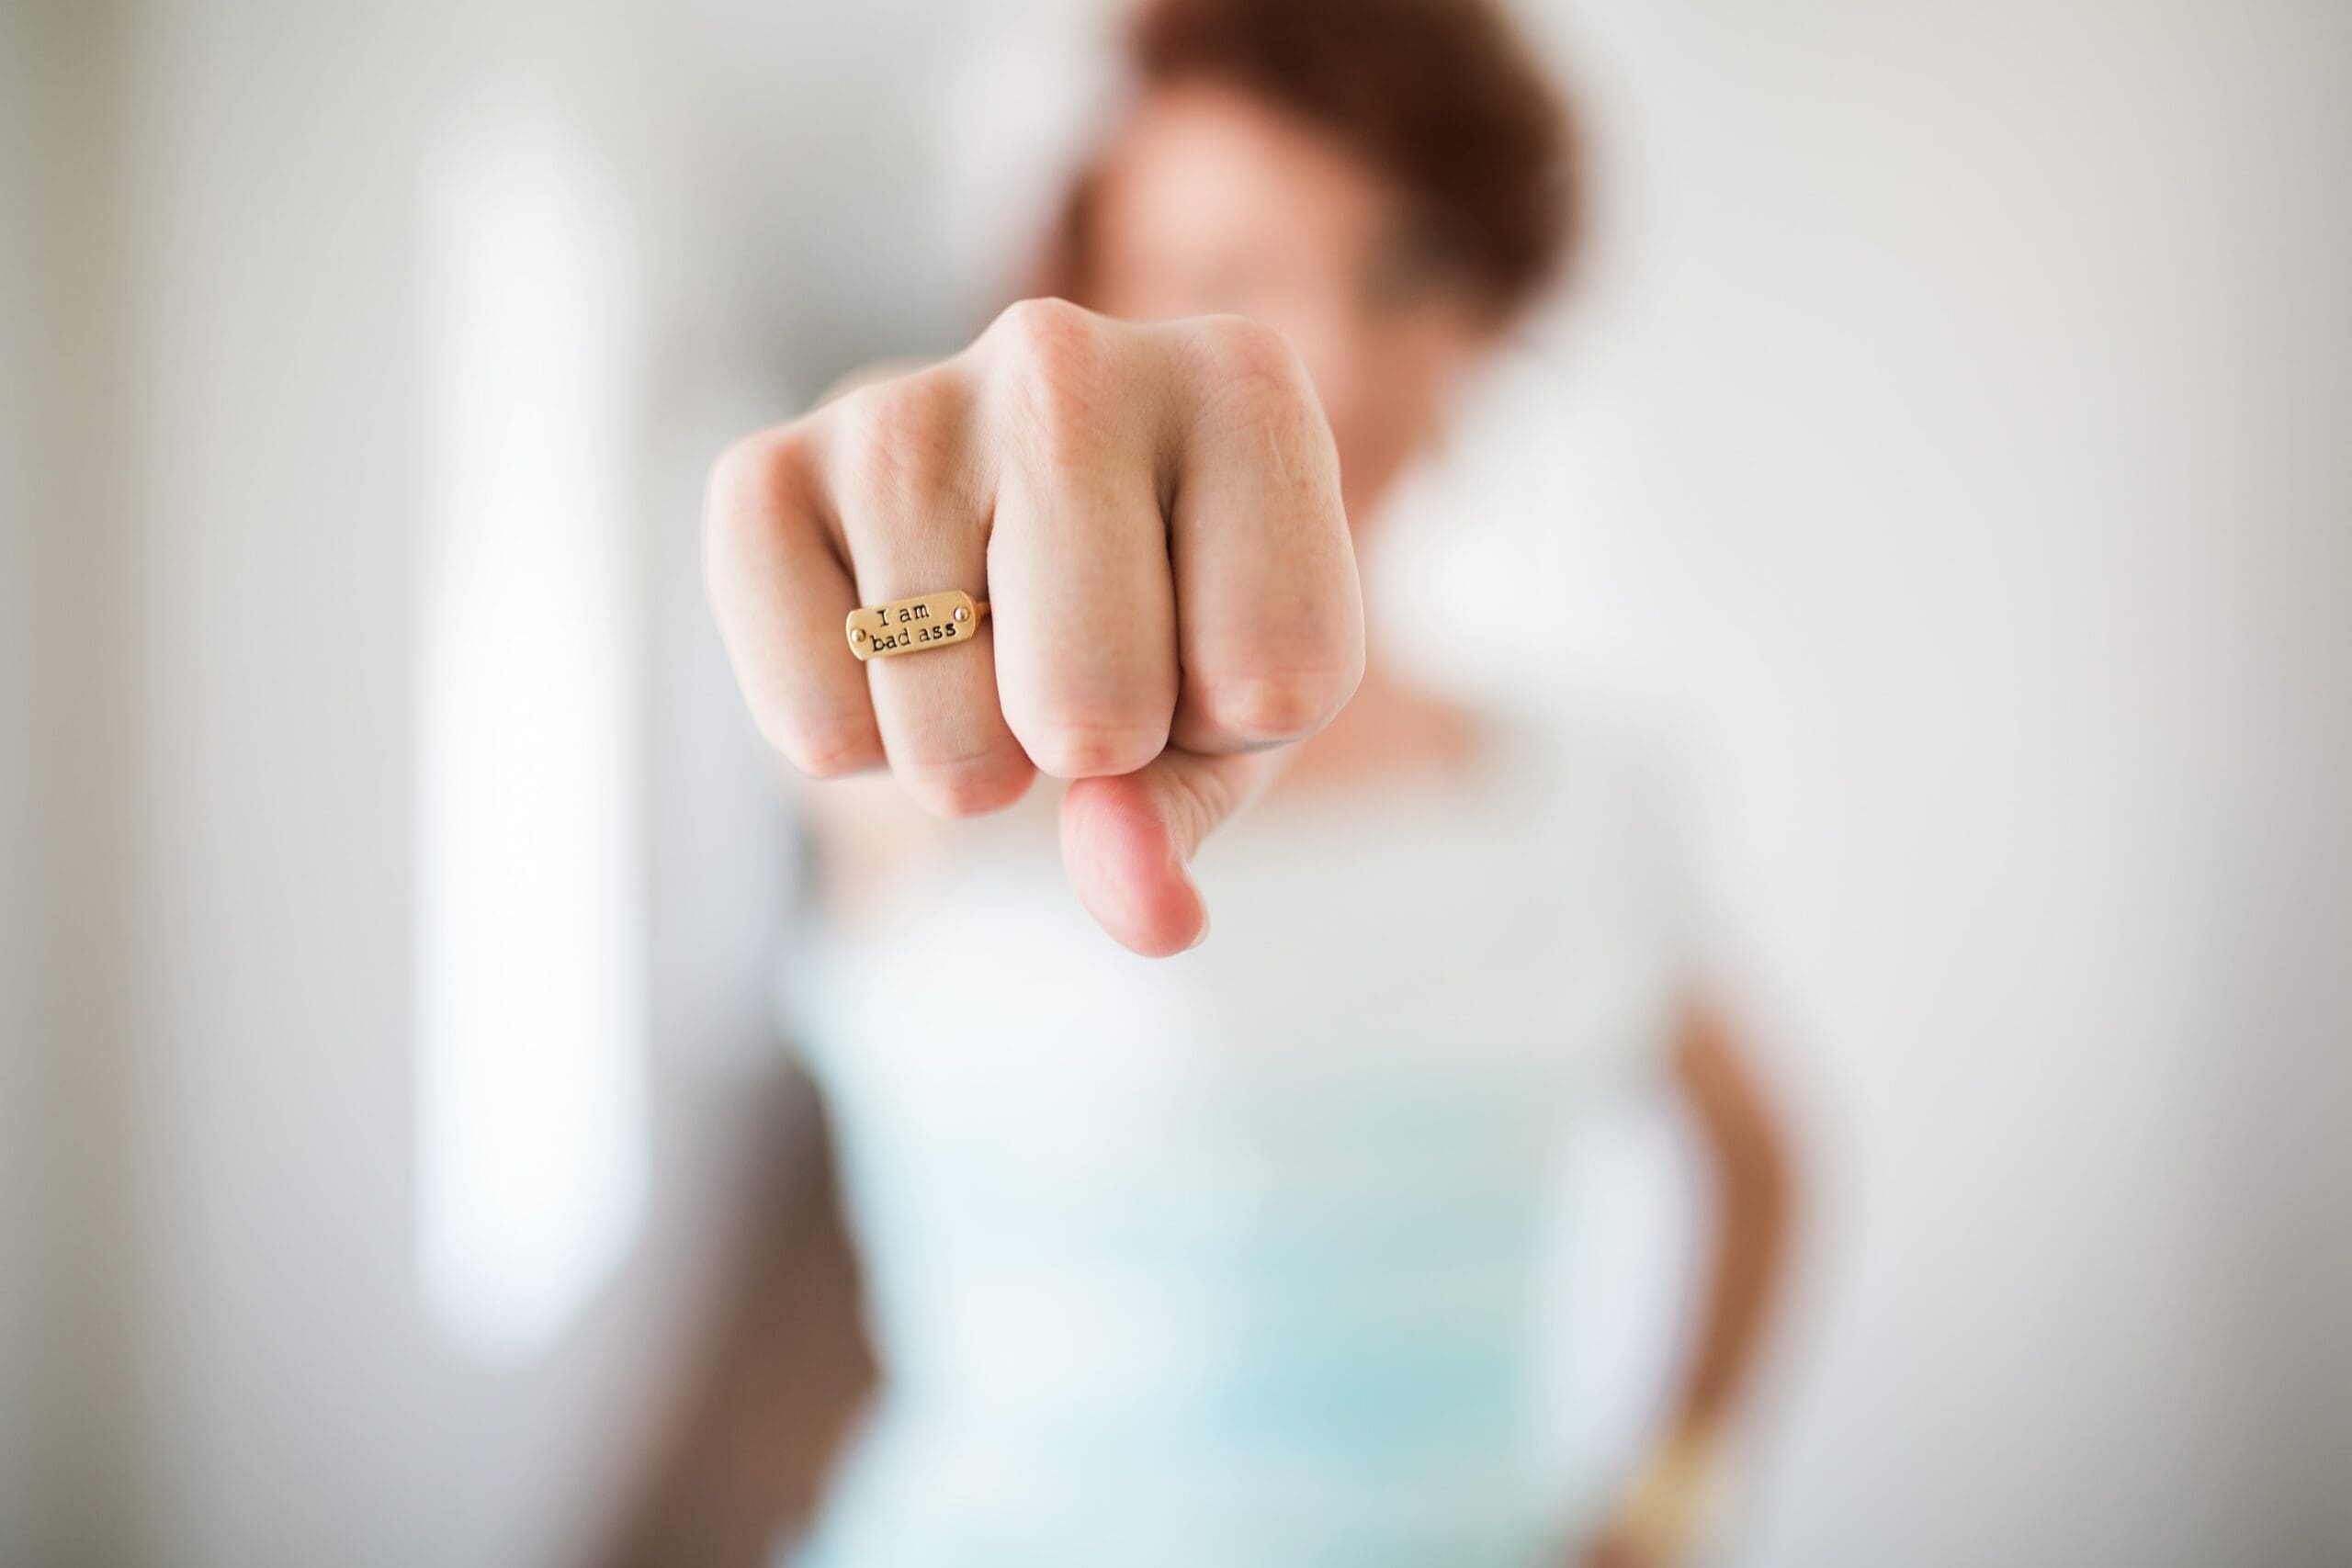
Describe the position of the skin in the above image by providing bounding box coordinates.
[701,81,1795,1568]
[706,293,1361,957]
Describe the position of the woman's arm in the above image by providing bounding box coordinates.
[1585,1003,1798,1568]
[1664,1005,1795,1434]
[596,1075,875,1568]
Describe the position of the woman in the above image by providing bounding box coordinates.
[698,1,1796,1563]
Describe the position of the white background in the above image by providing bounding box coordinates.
[3,1,2347,1565]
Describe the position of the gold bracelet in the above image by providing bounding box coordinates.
[1609,1425,1731,1561]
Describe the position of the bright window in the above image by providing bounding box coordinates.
[413,113,648,1360]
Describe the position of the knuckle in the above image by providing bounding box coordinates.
[1187,668,1355,745]
[987,296,1101,373]
[835,374,969,517]
[841,373,956,457]
[897,750,1034,819]
[705,427,810,536]
[1191,314,1308,421]
[708,424,789,499]
[761,709,881,780]
[986,299,1109,464]
[1018,713,1170,781]
[703,426,819,610]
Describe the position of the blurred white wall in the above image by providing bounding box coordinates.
[1379,7,2352,1561]
[3,5,141,1563]
[1,12,50,1556]
[6,0,806,1563]
[3,1,2347,1566]
[1521,6,2352,1563]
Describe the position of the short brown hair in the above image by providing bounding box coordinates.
[1045,0,1581,321]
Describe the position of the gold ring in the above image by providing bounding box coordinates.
[845,590,989,661]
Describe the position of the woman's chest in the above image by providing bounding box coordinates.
[793,784,1682,1172]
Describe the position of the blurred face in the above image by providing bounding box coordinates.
[1086,83,1498,524]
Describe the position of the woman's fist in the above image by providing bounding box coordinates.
[704,299,1363,954]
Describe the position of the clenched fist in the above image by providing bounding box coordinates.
[704,299,1363,956]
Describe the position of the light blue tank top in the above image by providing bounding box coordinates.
[780,719,1688,1568]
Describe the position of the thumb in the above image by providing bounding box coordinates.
[1058,745,1289,957]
